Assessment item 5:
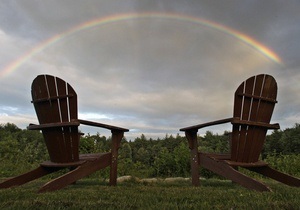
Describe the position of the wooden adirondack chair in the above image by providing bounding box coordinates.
[180,74,300,191]
[0,74,129,193]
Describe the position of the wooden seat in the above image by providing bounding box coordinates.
[180,74,300,191]
[0,74,129,193]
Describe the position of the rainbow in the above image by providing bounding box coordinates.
[0,12,282,78]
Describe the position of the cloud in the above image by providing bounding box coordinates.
[1,1,300,139]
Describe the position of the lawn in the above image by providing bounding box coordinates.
[0,177,299,209]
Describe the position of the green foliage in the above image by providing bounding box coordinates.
[0,122,300,179]
[0,123,299,209]
[264,124,300,156]
[199,131,230,153]
[153,147,174,177]
[173,142,190,177]
[119,142,132,160]
[0,123,48,176]
[265,153,300,177]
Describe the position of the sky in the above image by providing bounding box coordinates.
[0,0,300,140]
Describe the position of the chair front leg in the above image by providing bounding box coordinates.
[185,130,200,186]
[109,130,124,186]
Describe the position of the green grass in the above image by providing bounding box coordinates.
[0,178,299,210]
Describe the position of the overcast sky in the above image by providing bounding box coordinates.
[1,0,300,140]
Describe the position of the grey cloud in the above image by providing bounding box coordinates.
[0,0,163,39]
[1,1,300,139]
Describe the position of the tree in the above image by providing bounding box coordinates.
[153,147,175,177]
[200,131,229,153]
[173,142,190,177]
[119,143,132,160]
[264,123,300,156]
[136,147,151,165]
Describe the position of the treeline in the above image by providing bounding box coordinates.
[0,123,299,178]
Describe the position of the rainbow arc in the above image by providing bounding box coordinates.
[0,12,282,78]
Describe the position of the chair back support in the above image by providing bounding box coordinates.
[231,74,277,163]
[31,75,80,163]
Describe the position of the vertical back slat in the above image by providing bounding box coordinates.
[232,82,244,161]
[32,75,51,124]
[67,82,79,161]
[56,77,69,122]
[45,76,61,123]
[67,83,78,120]
[236,76,255,162]
[242,75,264,162]
[56,77,73,162]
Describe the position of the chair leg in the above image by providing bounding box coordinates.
[0,166,56,189]
[191,149,200,186]
[249,166,300,187]
[231,166,239,184]
[38,153,111,193]
[185,131,200,186]
[109,131,123,186]
[199,153,271,192]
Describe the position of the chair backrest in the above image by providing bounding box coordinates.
[231,74,277,163]
[31,75,80,163]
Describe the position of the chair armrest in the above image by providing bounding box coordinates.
[180,117,233,132]
[77,119,129,132]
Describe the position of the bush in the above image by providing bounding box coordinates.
[264,153,300,177]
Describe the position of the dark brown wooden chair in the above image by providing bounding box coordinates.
[0,74,129,193]
[180,74,300,191]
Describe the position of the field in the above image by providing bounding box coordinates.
[1,124,299,209]
[0,177,299,210]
